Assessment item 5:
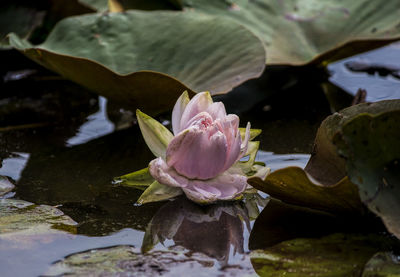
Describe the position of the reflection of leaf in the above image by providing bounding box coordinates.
[178,0,400,65]
[362,252,400,277]
[0,199,77,249]
[250,233,399,277]
[9,11,265,113]
[334,110,400,239]
[248,167,363,214]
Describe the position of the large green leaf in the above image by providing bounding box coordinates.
[250,233,399,277]
[9,10,266,113]
[334,110,400,239]
[178,0,400,65]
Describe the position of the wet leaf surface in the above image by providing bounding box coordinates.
[334,109,400,239]
[10,10,265,113]
[178,0,400,65]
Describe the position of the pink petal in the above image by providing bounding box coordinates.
[181,112,214,131]
[179,92,213,130]
[219,115,241,171]
[149,157,188,188]
[148,158,248,204]
[172,91,190,135]
[183,172,248,204]
[206,102,226,121]
[166,125,228,180]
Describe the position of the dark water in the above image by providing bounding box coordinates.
[0,41,399,276]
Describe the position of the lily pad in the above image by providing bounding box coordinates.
[0,199,77,249]
[179,0,400,65]
[9,10,266,113]
[248,167,363,214]
[305,100,400,186]
[362,252,400,277]
[250,233,399,277]
[334,110,400,239]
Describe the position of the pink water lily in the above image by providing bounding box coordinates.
[145,91,251,203]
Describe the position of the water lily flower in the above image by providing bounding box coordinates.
[133,91,267,204]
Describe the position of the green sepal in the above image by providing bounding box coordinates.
[137,181,182,205]
[115,167,154,190]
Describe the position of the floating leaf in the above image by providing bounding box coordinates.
[362,252,400,277]
[179,0,400,65]
[334,110,400,239]
[0,199,77,249]
[137,181,182,205]
[9,10,266,113]
[250,233,399,277]
[248,167,363,214]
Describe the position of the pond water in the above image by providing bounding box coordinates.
[0,42,399,276]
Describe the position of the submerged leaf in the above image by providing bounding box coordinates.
[179,0,400,65]
[137,181,182,205]
[0,199,77,249]
[9,11,266,112]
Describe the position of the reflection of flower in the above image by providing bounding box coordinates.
[142,197,250,264]
[140,91,256,204]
